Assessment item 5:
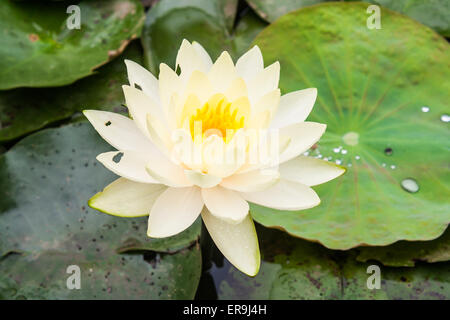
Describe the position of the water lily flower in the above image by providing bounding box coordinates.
[84,40,345,276]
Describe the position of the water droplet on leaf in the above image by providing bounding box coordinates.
[401,178,419,193]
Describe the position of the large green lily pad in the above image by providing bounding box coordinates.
[210,227,450,299]
[0,0,144,89]
[141,0,266,74]
[0,41,143,142]
[0,122,201,299]
[345,0,450,37]
[355,228,450,267]
[251,2,450,249]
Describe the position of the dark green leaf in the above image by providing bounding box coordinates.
[0,122,201,299]
[0,0,144,89]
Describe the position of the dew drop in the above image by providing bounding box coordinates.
[441,114,450,123]
[333,147,341,153]
[390,165,396,170]
[348,163,352,167]
[421,106,430,113]
[401,178,419,193]
[355,155,360,160]
[335,159,342,165]
[384,147,393,156]
[341,149,348,155]
[382,163,386,167]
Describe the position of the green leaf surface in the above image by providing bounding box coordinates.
[345,0,450,37]
[251,2,450,249]
[0,41,143,143]
[246,0,332,22]
[355,228,450,267]
[211,227,450,299]
[0,0,144,89]
[141,0,266,74]
[246,0,450,36]
[0,122,201,299]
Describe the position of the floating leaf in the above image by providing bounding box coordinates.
[141,0,266,73]
[355,228,450,267]
[209,227,450,299]
[251,2,450,249]
[0,0,144,89]
[0,122,201,299]
[0,41,143,142]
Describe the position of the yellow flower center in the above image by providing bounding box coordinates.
[188,94,249,143]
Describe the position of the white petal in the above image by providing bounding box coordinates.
[88,178,166,217]
[252,89,280,116]
[159,63,181,110]
[202,208,260,276]
[202,186,249,223]
[146,114,172,154]
[185,170,222,188]
[279,156,346,186]
[221,169,279,192]
[224,77,248,102]
[235,45,264,83]
[148,187,203,238]
[146,155,192,187]
[176,39,209,82]
[122,85,166,138]
[83,110,156,152]
[192,41,213,70]
[124,59,160,103]
[97,151,159,184]
[279,122,326,164]
[247,61,280,105]
[183,70,214,103]
[240,179,320,210]
[208,51,237,93]
[270,88,317,129]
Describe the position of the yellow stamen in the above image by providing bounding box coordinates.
[188,94,247,143]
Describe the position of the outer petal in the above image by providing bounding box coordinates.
[279,122,326,164]
[83,110,156,152]
[97,151,159,184]
[208,51,237,93]
[122,85,166,138]
[192,41,213,70]
[159,63,181,110]
[221,169,279,192]
[270,88,317,129]
[252,89,280,116]
[201,186,249,223]
[240,179,320,210]
[235,45,264,83]
[88,178,166,217]
[202,208,260,276]
[124,59,160,103]
[247,61,280,105]
[176,39,209,82]
[146,156,192,187]
[185,170,222,188]
[148,187,203,238]
[280,156,346,186]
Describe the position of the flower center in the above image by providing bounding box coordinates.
[189,94,246,143]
